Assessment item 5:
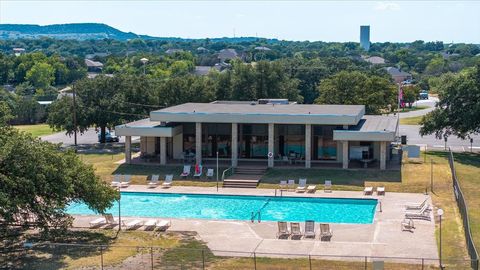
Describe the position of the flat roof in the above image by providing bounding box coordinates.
[333,115,398,141]
[115,118,182,137]
[150,103,365,125]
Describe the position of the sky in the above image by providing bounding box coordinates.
[0,1,479,43]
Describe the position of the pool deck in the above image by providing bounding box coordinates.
[72,185,439,263]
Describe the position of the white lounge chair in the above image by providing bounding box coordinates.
[376,186,385,195]
[120,175,131,188]
[307,185,317,193]
[180,165,191,178]
[304,220,316,238]
[111,174,122,187]
[296,178,307,193]
[290,222,303,239]
[324,180,332,193]
[148,175,159,188]
[401,218,415,232]
[279,180,287,190]
[405,204,431,220]
[144,219,157,231]
[364,186,373,195]
[156,220,171,231]
[287,179,295,191]
[162,174,173,188]
[320,223,333,241]
[104,213,119,228]
[89,217,107,228]
[405,198,428,210]
[123,219,144,230]
[276,221,290,239]
[193,165,203,178]
[206,169,214,179]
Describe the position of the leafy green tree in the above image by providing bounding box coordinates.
[315,71,396,114]
[25,62,55,89]
[0,125,118,231]
[0,101,13,125]
[402,85,421,108]
[420,65,480,139]
[425,57,445,76]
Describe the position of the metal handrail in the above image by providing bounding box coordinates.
[221,166,234,181]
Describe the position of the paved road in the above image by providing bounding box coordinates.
[41,129,139,146]
[398,97,438,118]
[399,125,480,151]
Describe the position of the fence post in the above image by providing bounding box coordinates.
[253,252,257,270]
[202,249,205,270]
[308,255,312,270]
[150,247,154,270]
[421,258,424,270]
[364,256,367,270]
[100,246,104,270]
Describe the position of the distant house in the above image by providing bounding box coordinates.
[363,56,385,65]
[196,47,208,53]
[87,73,114,79]
[85,52,110,59]
[84,59,104,72]
[13,48,25,56]
[254,46,271,51]
[385,67,412,84]
[218,49,239,62]
[165,48,183,55]
[440,52,460,59]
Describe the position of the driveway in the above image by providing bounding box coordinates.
[398,97,438,119]
[41,129,139,147]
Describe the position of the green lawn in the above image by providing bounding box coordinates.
[396,105,429,113]
[400,115,424,125]
[14,124,58,137]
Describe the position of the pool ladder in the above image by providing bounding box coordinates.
[251,198,271,223]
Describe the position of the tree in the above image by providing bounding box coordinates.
[0,125,118,232]
[315,71,396,114]
[25,62,55,89]
[420,65,480,139]
[0,101,13,125]
[402,85,421,108]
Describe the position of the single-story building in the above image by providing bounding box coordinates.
[385,67,412,84]
[116,99,399,170]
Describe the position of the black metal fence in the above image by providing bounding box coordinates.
[447,149,479,270]
[0,242,477,270]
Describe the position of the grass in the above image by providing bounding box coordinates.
[14,124,58,137]
[75,151,479,268]
[396,105,429,113]
[400,115,424,125]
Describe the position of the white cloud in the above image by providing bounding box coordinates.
[374,2,401,11]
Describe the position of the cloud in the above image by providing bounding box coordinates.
[374,2,401,11]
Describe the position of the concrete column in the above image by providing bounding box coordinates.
[160,137,167,165]
[305,124,311,168]
[342,141,349,169]
[380,141,386,170]
[196,122,202,164]
[125,136,132,164]
[231,123,238,167]
[268,123,274,168]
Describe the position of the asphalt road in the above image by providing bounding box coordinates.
[41,129,139,146]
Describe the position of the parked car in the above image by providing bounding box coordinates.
[98,131,119,143]
[419,90,429,100]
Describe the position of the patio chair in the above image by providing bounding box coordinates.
[405,204,431,221]
[319,223,333,241]
[290,222,303,239]
[401,218,415,232]
[104,213,119,228]
[279,180,287,190]
[148,175,159,188]
[276,221,290,239]
[287,179,295,191]
[405,198,428,210]
[376,186,385,196]
[194,164,203,178]
[120,175,131,188]
[363,186,373,195]
[324,180,332,193]
[307,185,317,193]
[110,174,122,187]
[144,219,157,231]
[296,178,307,193]
[304,220,316,239]
[156,220,171,231]
[206,169,214,179]
[282,156,289,165]
[123,219,144,230]
[89,217,107,228]
[162,174,173,188]
[180,165,191,178]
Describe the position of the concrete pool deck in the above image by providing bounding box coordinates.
[72,185,439,262]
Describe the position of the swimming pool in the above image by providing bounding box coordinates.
[67,192,377,224]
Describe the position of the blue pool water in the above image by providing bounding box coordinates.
[67,192,377,224]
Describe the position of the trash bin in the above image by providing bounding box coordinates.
[401,135,407,145]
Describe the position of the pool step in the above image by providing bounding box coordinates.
[222,179,260,188]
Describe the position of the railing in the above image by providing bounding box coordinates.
[2,242,477,270]
[221,166,234,182]
[448,149,479,270]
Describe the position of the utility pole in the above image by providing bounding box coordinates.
[72,83,77,147]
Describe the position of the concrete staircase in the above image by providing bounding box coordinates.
[222,167,266,188]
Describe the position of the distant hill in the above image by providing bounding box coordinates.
[0,23,276,43]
